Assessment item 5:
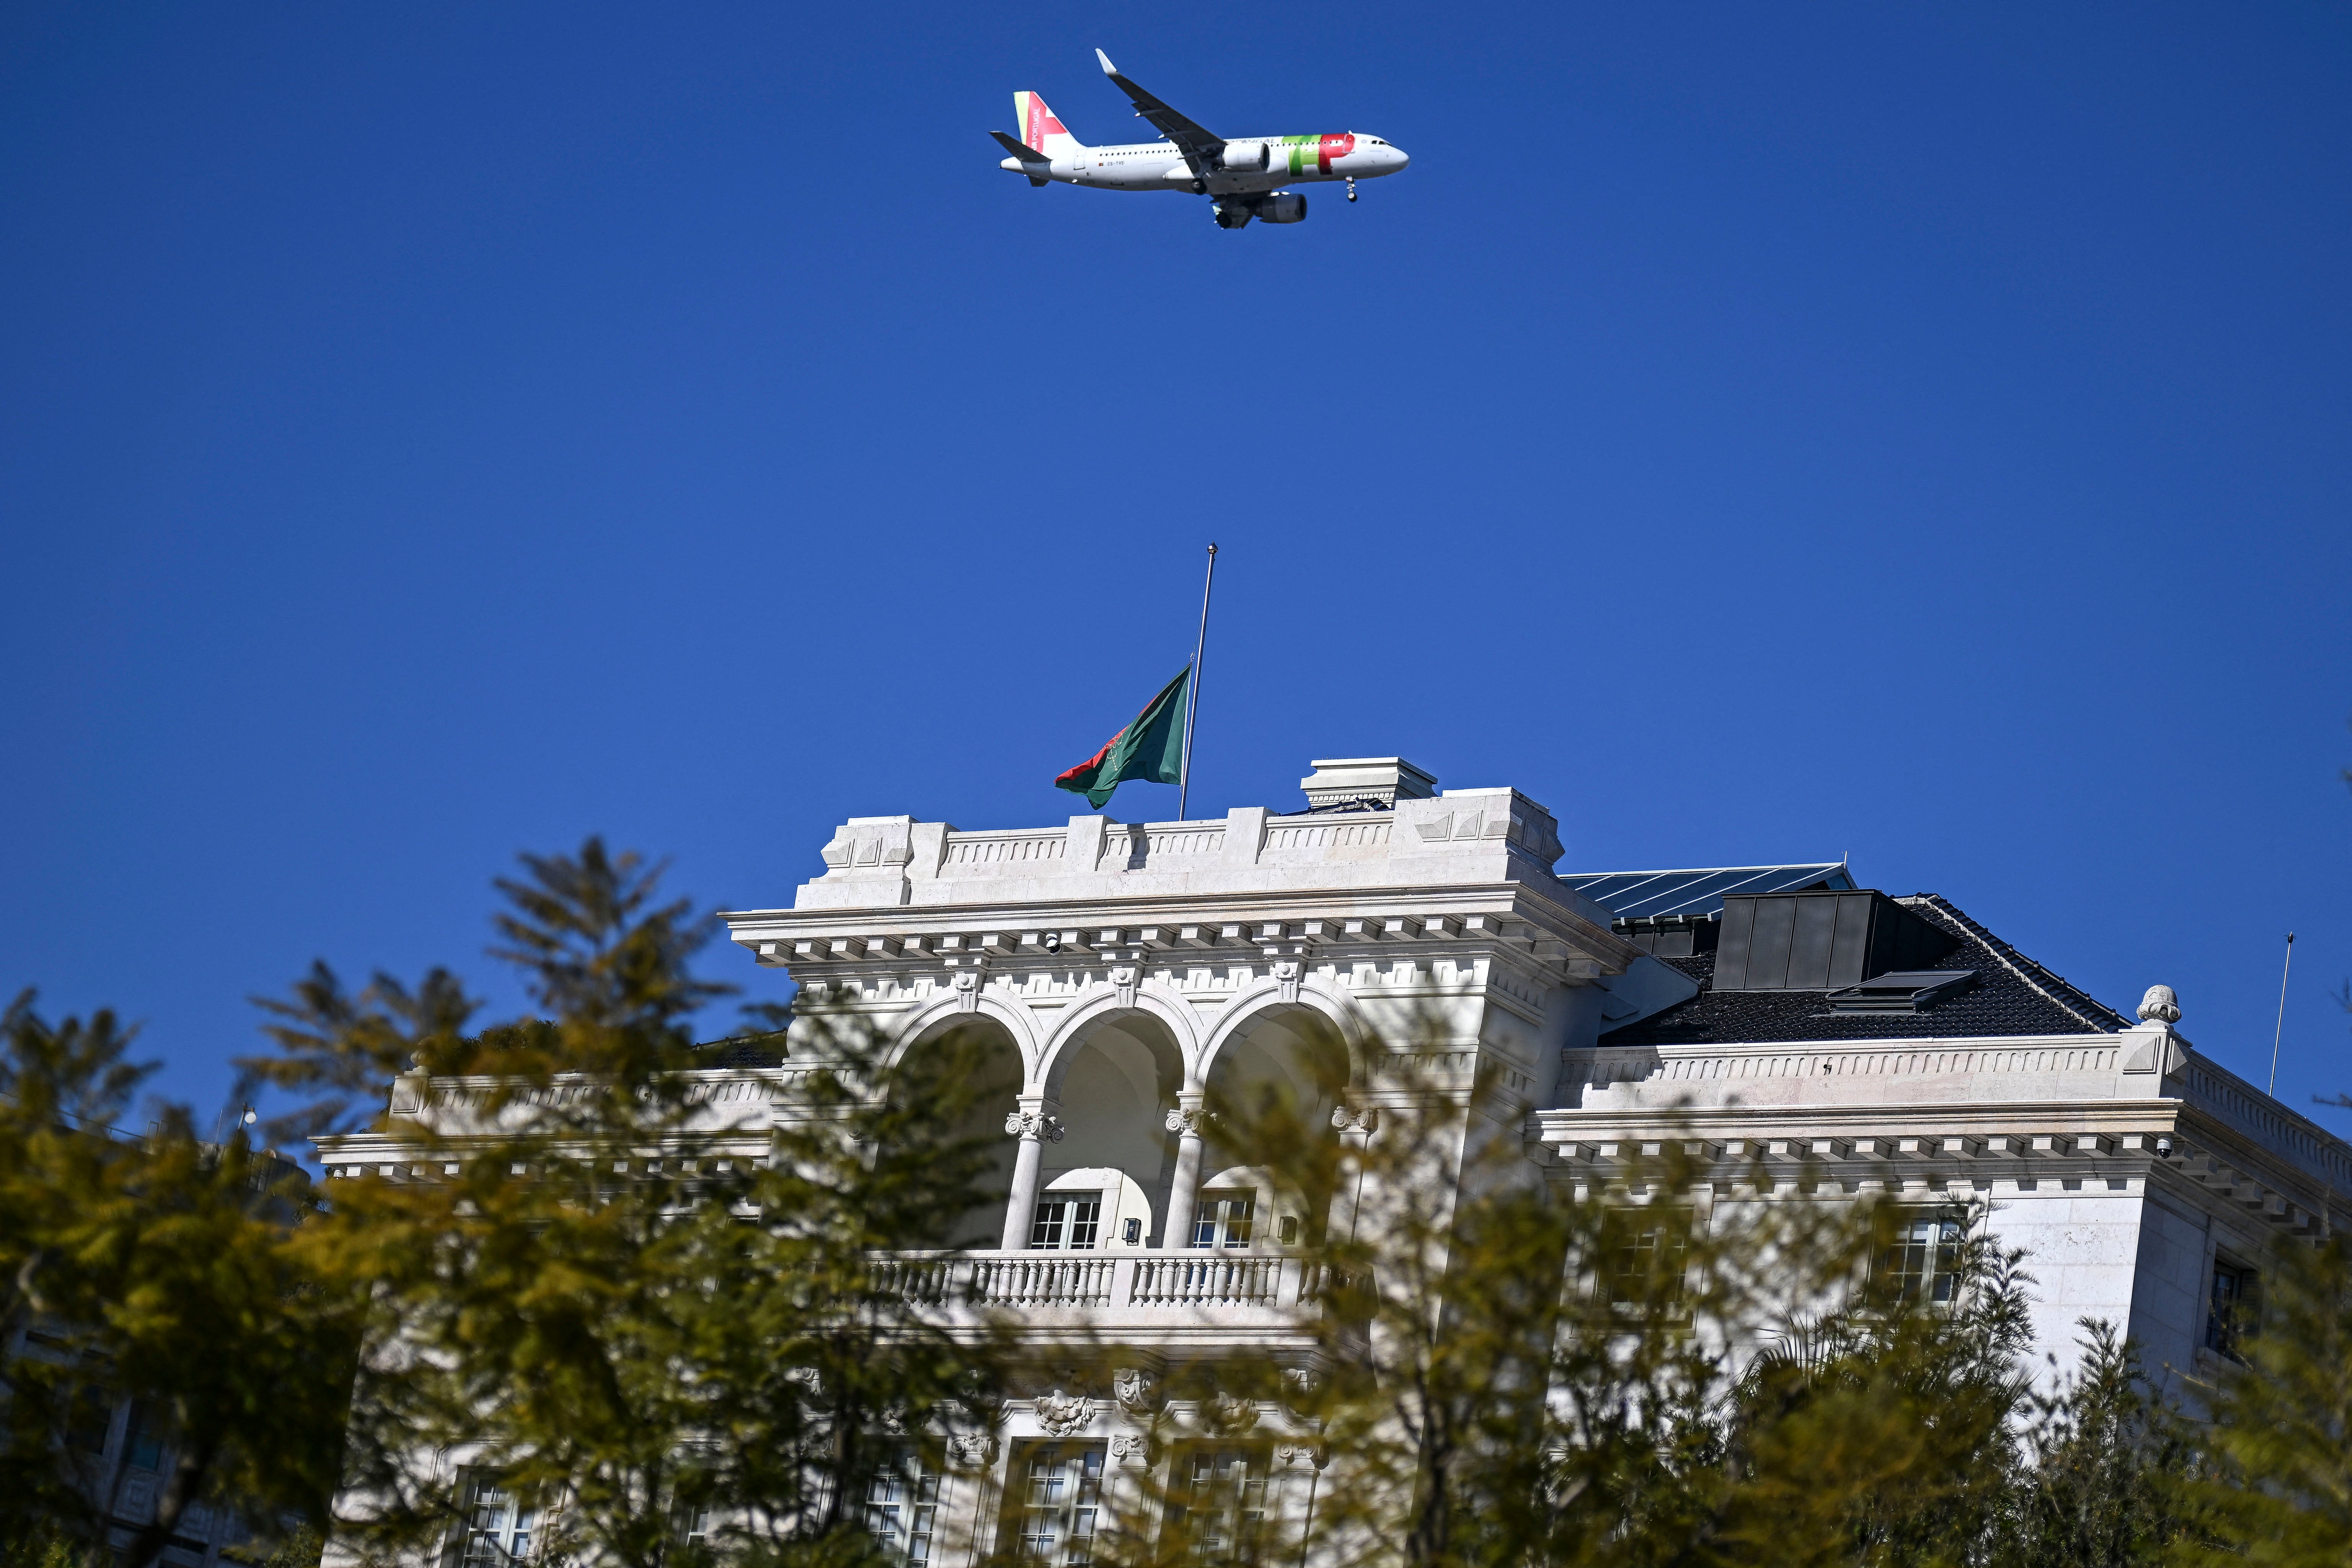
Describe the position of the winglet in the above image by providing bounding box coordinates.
[1095,47,1118,77]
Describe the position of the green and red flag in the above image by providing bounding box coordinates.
[1055,667,1191,810]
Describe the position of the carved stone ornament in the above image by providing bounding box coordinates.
[1033,1388,1093,1438]
[948,1433,1000,1471]
[1005,1110,1067,1143]
[2137,985,2182,1025]
[952,969,980,1011]
[1201,1391,1259,1434]
[1164,1105,1209,1137]
[1275,1442,1330,1471]
[1113,1366,1161,1416]
[1331,1103,1379,1136]
[1280,1366,1322,1420]
[1109,1432,1156,1467]
[1110,964,1140,1009]
[1273,959,1303,1004]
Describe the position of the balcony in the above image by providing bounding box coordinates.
[870,1250,1333,1345]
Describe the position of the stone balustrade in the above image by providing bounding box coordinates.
[867,1249,1325,1339]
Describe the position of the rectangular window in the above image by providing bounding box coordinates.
[1191,1193,1254,1249]
[865,1450,940,1563]
[1030,1192,1102,1251]
[2207,1259,2256,1359]
[675,1502,716,1560]
[1164,1444,1272,1563]
[1005,1443,1105,1564]
[1879,1209,1966,1306]
[460,1478,539,1568]
[126,1401,167,1471]
[1600,1209,1691,1307]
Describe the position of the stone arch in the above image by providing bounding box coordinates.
[880,997,1030,1250]
[883,987,1042,1079]
[1193,976,1369,1095]
[1183,981,1362,1249]
[1035,981,1200,1100]
[1029,983,1194,1253]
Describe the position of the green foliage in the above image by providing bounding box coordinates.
[0,994,360,1568]
[1142,1046,2046,1568]
[246,838,1007,1568]
[2179,1232,2352,1566]
[1997,1319,2212,1568]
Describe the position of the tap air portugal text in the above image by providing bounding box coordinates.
[991,50,1409,229]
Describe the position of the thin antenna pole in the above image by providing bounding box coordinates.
[1177,543,1218,820]
[2268,932,2295,1097]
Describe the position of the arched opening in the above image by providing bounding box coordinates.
[1197,1004,1351,1250]
[890,1017,1025,1250]
[1035,1014,1185,1251]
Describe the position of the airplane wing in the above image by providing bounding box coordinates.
[1095,49,1224,174]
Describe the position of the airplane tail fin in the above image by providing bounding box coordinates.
[1014,91,1084,156]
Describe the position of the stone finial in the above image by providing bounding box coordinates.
[2136,984,2182,1025]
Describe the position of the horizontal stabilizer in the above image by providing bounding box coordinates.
[990,129,1049,163]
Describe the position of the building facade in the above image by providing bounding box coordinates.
[324,756,2352,1565]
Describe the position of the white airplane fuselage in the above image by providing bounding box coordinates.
[998,131,1409,196]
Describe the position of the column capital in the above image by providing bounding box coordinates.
[1006,1107,1065,1143]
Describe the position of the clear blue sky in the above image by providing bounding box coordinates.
[5,3,2349,1138]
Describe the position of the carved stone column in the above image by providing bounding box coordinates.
[1162,1097,1209,1248]
[999,1100,1064,1250]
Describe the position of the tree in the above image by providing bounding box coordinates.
[2180,1231,2352,1566]
[0,993,360,1568]
[1146,1046,2044,1568]
[240,839,1007,1568]
[1998,1319,2211,1568]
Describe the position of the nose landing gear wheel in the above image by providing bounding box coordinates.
[1347,178,1357,202]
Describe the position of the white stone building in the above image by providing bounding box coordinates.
[325,757,2352,1565]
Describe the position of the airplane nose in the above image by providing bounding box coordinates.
[1389,145,1410,171]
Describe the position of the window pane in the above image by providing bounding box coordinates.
[461,1480,536,1568]
[1878,1208,1964,1306]
[868,1450,938,1563]
[1030,1198,1067,1250]
[1008,1444,1107,1565]
[1165,1444,1273,1562]
[1602,1212,1690,1306]
[1192,1195,1255,1249]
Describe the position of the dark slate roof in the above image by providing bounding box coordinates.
[1600,894,2134,1046]
[697,1033,787,1068]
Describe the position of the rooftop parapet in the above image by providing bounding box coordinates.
[789,773,1574,914]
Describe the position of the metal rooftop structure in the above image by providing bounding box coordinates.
[1559,862,1856,920]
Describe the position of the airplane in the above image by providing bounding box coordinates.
[991,49,1409,229]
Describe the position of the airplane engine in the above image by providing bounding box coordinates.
[1256,192,1308,223]
[1211,197,1253,229]
[1219,141,1268,171]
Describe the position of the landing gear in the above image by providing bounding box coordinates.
[1346,178,1357,202]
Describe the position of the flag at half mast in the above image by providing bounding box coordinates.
[1054,667,1190,810]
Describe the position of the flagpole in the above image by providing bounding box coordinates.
[2268,931,2295,1097]
[1178,543,1217,820]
